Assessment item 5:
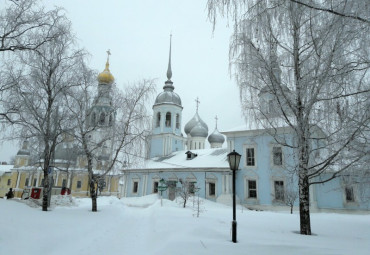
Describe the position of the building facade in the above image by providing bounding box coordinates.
[0,56,120,199]
[121,40,370,212]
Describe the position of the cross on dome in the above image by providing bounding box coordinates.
[106,49,111,62]
[195,97,200,112]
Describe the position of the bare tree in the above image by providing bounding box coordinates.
[0,0,71,123]
[282,179,298,214]
[288,0,370,24]
[3,15,86,211]
[66,68,155,212]
[178,180,196,208]
[208,0,370,235]
[0,0,67,52]
[192,187,205,217]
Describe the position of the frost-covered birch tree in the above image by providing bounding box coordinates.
[65,72,155,212]
[0,0,69,122]
[3,15,86,211]
[207,0,369,235]
[0,0,67,53]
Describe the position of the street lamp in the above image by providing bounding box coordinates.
[227,149,241,243]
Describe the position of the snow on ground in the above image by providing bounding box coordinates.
[1,195,369,255]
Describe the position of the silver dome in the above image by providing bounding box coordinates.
[190,122,208,138]
[154,80,182,107]
[208,128,225,144]
[184,112,208,135]
[154,90,182,107]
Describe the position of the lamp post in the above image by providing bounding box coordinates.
[227,150,241,243]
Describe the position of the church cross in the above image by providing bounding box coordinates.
[195,97,200,112]
[215,115,218,129]
[106,49,111,62]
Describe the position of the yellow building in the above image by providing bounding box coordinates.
[0,55,121,199]
[0,164,121,199]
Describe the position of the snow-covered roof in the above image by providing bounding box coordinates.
[132,148,229,170]
[223,119,292,133]
[0,165,14,176]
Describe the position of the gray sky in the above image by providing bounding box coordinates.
[0,0,244,163]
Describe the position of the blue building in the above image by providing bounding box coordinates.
[121,39,370,212]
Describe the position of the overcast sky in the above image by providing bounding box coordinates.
[0,0,245,163]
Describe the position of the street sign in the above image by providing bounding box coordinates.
[48,166,54,174]
[158,178,168,191]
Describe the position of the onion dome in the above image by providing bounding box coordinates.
[190,122,208,138]
[208,128,225,144]
[184,112,208,135]
[154,35,182,107]
[97,50,114,84]
[154,87,182,106]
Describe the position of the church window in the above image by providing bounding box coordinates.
[109,114,113,126]
[99,112,105,125]
[41,179,44,187]
[156,112,161,127]
[274,181,285,201]
[176,114,180,129]
[165,112,171,127]
[133,181,138,193]
[345,187,355,202]
[33,179,37,186]
[77,180,82,189]
[246,148,255,166]
[92,112,96,125]
[248,180,257,198]
[273,146,283,166]
[7,179,11,186]
[209,183,216,196]
[62,179,67,188]
[268,99,274,114]
[25,178,29,186]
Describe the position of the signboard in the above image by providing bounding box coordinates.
[48,166,54,174]
[158,178,168,191]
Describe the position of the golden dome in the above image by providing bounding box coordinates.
[97,51,114,84]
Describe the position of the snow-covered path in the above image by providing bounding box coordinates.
[1,195,369,255]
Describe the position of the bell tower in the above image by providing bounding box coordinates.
[149,35,186,158]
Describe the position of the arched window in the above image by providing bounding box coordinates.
[176,114,180,129]
[165,112,171,127]
[109,114,113,126]
[156,112,161,127]
[91,112,96,125]
[99,112,105,125]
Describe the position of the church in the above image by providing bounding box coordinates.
[0,54,120,199]
[1,38,369,212]
[121,38,370,212]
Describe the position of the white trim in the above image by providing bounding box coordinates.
[243,144,258,169]
[244,177,259,202]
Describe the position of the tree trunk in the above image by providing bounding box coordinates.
[299,172,311,235]
[42,172,49,211]
[90,180,97,212]
[290,205,293,214]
